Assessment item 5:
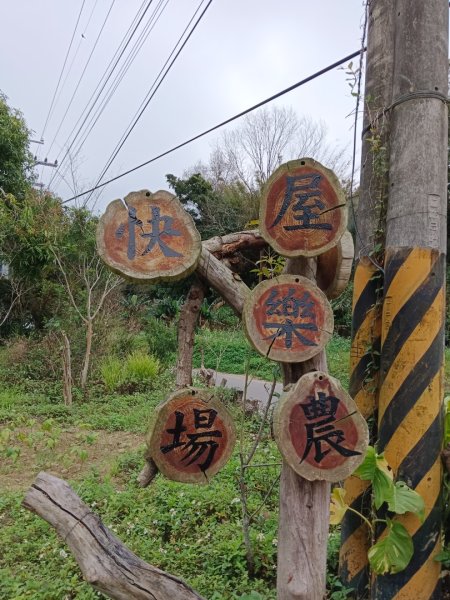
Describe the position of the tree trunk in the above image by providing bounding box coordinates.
[80,319,93,390]
[61,331,72,406]
[23,472,205,600]
[175,279,206,388]
[277,257,330,600]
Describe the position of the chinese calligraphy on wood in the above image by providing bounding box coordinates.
[273,371,368,482]
[97,189,201,283]
[259,158,347,257]
[243,275,333,363]
[146,389,236,484]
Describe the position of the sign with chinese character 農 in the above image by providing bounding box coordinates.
[97,189,201,283]
[259,158,347,258]
[243,275,333,363]
[273,371,368,482]
[146,389,236,484]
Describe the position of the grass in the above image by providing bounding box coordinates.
[0,333,353,599]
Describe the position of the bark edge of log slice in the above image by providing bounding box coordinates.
[259,158,348,258]
[273,371,369,482]
[243,274,334,363]
[97,189,202,283]
[146,388,236,484]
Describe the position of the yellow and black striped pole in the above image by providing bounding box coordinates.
[339,258,382,594]
[372,248,445,598]
[370,0,448,597]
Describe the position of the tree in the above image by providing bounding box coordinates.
[0,92,34,198]
[211,106,350,194]
[166,172,256,239]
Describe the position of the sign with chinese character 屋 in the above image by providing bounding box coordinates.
[147,389,236,484]
[259,158,347,257]
[243,275,333,363]
[273,371,368,482]
[97,189,201,283]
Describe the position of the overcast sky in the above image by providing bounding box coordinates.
[1,0,367,212]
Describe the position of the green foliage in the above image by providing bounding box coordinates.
[333,446,425,576]
[166,172,257,239]
[251,249,285,281]
[353,446,394,510]
[124,351,160,384]
[368,520,413,575]
[0,93,34,197]
[100,352,160,392]
[100,356,124,392]
[331,281,353,337]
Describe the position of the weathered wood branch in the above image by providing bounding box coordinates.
[23,472,205,600]
[202,230,267,258]
[196,246,249,315]
[175,279,207,388]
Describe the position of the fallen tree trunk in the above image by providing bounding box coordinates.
[23,472,205,600]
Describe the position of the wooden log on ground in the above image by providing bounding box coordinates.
[23,472,205,600]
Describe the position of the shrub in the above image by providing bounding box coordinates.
[123,351,160,384]
[145,317,178,363]
[100,356,124,392]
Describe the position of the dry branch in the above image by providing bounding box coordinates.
[23,472,205,600]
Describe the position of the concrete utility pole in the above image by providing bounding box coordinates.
[374,1,448,598]
[339,0,395,595]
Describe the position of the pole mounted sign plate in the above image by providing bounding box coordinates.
[146,389,236,484]
[243,274,333,363]
[97,189,201,283]
[259,158,347,257]
[273,371,368,482]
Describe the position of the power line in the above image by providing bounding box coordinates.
[40,0,87,142]
[48,0,154,188]
[54,0,170,191]
[87,0,213,204]
[44,0,116,160]
[62,47,366,204]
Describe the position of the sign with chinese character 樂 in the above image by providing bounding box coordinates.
[147,389,236,484]
[243,275,333,363]
[273,371,368,482]
[259,158,347,257]
[97,189,201,283]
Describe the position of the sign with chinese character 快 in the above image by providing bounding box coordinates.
[147,389,236,484]
[243,275,333,363]
[273,371,368,482]
[259,158,347,257]
[97,189,201,283]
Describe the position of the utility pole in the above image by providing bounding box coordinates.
[373,1,448,598]
[339,0,395,595]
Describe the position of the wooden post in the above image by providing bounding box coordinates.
[277,257,329,600]
[373,1,448,598]
[175,279,207,388]
[339,0,395,594]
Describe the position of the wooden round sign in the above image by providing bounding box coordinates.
[316,230,354,299]
[147,389,236,484]
[97,189,201,283]
[243,275,333,363]
[273,372,368,482]
[259,158,347,258]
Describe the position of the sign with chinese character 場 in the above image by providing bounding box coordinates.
[147,389,236,484]
[97,189,201,283]
[273,371,368,482]
[259,158,347,258]
[243,275,333,363]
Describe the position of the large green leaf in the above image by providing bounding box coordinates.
[354,446,394,509]
[329,487,349,525]
[368,520,413,575]
[386,481,425,521]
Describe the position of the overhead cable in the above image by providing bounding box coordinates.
[62,47,366,204]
